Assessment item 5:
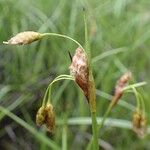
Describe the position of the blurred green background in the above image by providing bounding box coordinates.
[0,0,150,149]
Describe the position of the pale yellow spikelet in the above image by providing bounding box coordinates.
[36,106,46,126]
[36,103,55,133]
[132,111,147,138]
[3,31,42,45]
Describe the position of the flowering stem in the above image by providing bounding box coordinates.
[98,82,147,136]
[42,75,74,105]
[98,104,112,135]
[128,87,146,115]
[41,33,85,51]
[138,93,146,115]
[84,10,98,150]
[132,87,141,111]
[42,86,50,106]
[123,82,147,91]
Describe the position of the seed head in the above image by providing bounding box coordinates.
[36,103,55,133]
[45,104,55,133]
[110,71,132,107]
[69,47,89,98]
[132,111,147,138]
[36,106,46,126]
[3,31,42,45]
[116,71,132,88]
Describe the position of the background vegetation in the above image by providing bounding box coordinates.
[0,0,150,149]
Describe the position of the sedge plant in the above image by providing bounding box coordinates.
[2,11,147,150]
[3,12,99,149]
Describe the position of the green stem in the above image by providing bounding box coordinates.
[132,87,141,111]
[123,82,147,91]
[41,33,85,51]
[138,93,146,115]
[84,10,98,150]
[98,104,112,134]
[91,112,98,149]
[42,75,74,105]
[84,15,91,60]
[62,124,67,150]
[47,76,74,104]
[132,88,146,116]
[42,86,50,106]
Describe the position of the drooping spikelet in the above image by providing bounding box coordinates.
[36,106,46,126]
[111,71,132,107]
[36,103,55,133]
[3,31,42,45]
[116,71,132,88]
[45,104,55,133]
[69,47,89,99]
[132,111,147,138]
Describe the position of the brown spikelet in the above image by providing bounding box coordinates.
[45,104,55,133]
[36,103,55,133]
[111,71,132,107]
[132,111,147,138]
[3,31,42,45]
[117,71,132,88]
[69,47,89,99]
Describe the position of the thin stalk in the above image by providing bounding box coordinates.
[98,104,112,133]
[47,77,74,104]
[46,76,74,104]
[132,87,141,111]
[123,82,147,91]
[84,10,98,150]
[41,33,85,51]
[91,112,99,149]
[42,75,74,105]
[138,93,146,116]
[131,88,146,116]
[54,74,74,80]
[62,125,67,150]
[42,86,50,106]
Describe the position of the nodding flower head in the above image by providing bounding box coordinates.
[132,110,147,138]
[69,47,89,99]
[116,71,132,88]
[36,106,46,126]
[44,103,55,133]
[3,31,42,45]
[36,103,55,133]
[111,71,132,107]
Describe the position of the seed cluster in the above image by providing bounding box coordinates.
[111,72,132,107]
[69,47,89,99]
[36,103,55,133]
[132,111,147,138]
[3,31,42,45]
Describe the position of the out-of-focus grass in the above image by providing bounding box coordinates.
[0,0,150,149]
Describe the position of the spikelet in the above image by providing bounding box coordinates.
[69,47,89,99]
[45,103,55,133]
[36,103,55,133]
[116,71,132,88]
[111,71,132,107]
[36,106,46,126]
[3,31,42,45]
[132,111,147,138]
